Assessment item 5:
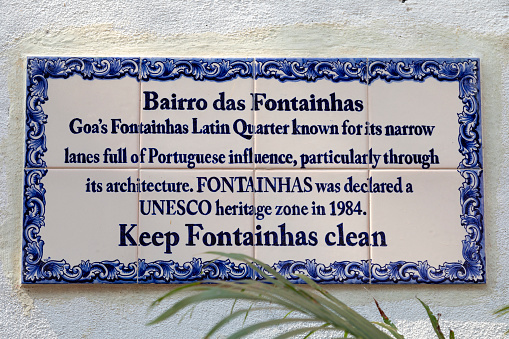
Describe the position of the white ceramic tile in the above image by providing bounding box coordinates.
[39,169,139,269]
[254,169,370,282]
[254,60,369,170]
[369,170,466,271]
[42,76,140,168]
[23,57,484,285]
[137,169,255,282]
[368,77,464,169]
[140,58,254,169]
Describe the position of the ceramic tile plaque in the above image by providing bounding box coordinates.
[22,57,484,284]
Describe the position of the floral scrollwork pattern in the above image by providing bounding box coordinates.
[23,58,484,284]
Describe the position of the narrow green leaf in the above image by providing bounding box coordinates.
[283,310,294,319]
[230,299,238,315]
[373,298,392,326]
[148,288,272,325]
[495,305,509,316]
[372,322,405,339]
[227,318,324,339]
[243,304,253,326]
[149,281,202,308]
[208,282,319,318]
[297,274,390,338]
[215,279,340,325]
[273,325,338,339]
[417,298,445,339]
[449,329,455,339]
[204,307,279,339]
[373,298,404,339]
[296,273,344,303]
[177,304,197,324]
[302,329,315,339]
[177,307,188,325]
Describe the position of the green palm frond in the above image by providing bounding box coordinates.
[149,252,455,339]
[148,252,393,338]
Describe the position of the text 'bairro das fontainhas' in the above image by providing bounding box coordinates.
[67,91,439,169]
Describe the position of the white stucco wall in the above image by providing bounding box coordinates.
[1,1,508,338]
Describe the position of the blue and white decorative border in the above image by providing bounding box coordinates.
[23,57,484,284]
[24,57,140,283]
[25,57,139,169]
[140,57,253,82]
[367,58,484,284]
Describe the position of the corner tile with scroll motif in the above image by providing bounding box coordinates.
[369,169,485,284]
[367,58,482,170]
[22,168,139,283]
[26,57,141,169]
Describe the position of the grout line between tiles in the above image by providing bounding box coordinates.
[137,166,256,170]
[252,168,256,261]
[137,58,142,283]
[24,167,141,170]
[136,168,140,283]
[368,170,373,285]
[367,57,372,284]
[25,166,476,171]
[252,61,258,261]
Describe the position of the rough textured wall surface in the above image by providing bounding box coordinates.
[1,1,508,338]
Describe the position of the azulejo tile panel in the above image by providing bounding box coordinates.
[22,57,484,284]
